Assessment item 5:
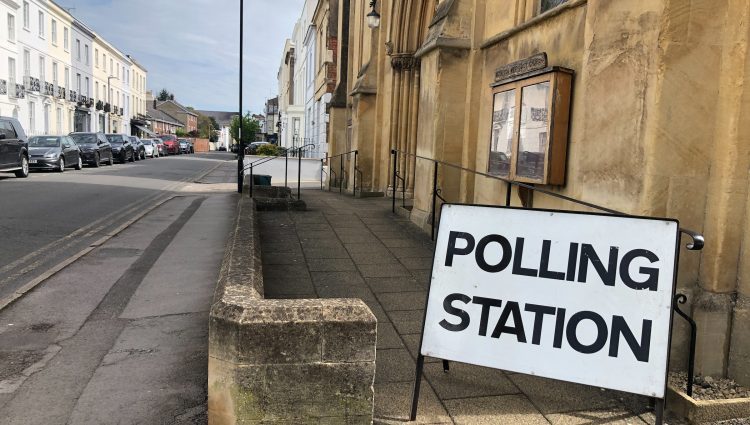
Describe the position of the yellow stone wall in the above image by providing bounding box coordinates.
[327,0,750,382]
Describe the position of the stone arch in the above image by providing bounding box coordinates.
[385,0,436,197]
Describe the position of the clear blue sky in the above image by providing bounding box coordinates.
[62,0,304,113]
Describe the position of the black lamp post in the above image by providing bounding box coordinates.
[237,0,244,193]
[367,0,380,29]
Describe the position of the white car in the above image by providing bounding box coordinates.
[143,139,158,158]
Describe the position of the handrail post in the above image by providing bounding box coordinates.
[249,164,254,197]
[431,161,438,241]
[320,158,324,190]
[391,149,397,213]
[353,150,358,197]
[340,154,344,194]
[285,148,289,188]
[298,148,302,199]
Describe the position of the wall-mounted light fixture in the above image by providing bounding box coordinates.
[367,0,381,29]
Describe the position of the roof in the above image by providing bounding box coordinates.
[156,100,199,117]
[195,110,237,127]
[146,107,183,126]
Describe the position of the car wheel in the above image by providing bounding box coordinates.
[108,153,114,165]
[141,151,145,160]
[75,155,83,170]
[58,157,65,173]
[14,156,29,178]
[93,152,101,168]
[128,152,135,162]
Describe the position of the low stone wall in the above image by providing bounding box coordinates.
[208,195,377,424]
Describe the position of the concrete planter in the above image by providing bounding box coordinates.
[667,385,750,424]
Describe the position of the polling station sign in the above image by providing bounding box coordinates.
[420,204,680,398]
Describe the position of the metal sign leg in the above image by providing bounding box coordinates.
[410,355,425,421]
[654,398,665,425]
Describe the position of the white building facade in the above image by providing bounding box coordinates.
[0,0,146,136]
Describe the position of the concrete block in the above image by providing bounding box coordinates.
[208,196,377,424]
[692,290,734,377]
[667,384,750,424]
[729,296,750,386]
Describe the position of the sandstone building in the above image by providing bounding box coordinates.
[322,0,750,384]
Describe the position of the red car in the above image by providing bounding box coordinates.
[159,134,180,155]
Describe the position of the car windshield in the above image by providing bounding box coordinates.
[106,135,124,144]
[142,140,151,146]
[70,134,97,145]
[159,135,175,142]
[29,137,61,147]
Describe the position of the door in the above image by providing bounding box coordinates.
[61,137,75,166]
[0,121,20,168]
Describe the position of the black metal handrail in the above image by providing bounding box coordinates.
[390,148,705,251]
[323,150,359,197]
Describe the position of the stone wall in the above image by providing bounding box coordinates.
[208,194,377,424]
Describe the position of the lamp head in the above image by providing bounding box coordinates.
[367,0,380,29]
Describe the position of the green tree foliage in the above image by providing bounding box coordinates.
[175,128,188,137]
[230,112,261,146]
[157,89,173,101]
[197,114,220,143]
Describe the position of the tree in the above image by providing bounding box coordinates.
[156,89,173,101]
[175,128,188,137]
[197,114,221,143]
[230,112,261,146]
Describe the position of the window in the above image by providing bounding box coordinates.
[52,62,58,85]
[51,19,57,44]
[8,59,16,91]
[38,11,44,38]
[103,54,107,72]
[95,48,99,67]
[23,49,30,76]
[76,39,81,60]
[56,108,62,134]
[85,45,89,65]
[23,2,29,29]
[39,56,44,82]
[85,77,89,96]
[28,101,35,134]
[488,69,572,185]
[63,27,69,51]
[110,59,113,75]
[76,73,81,93]
[541,0,568,13]
[43,104,50,134]
[95,81,98,101]
[64,67,69,89]
[7,14,15,42]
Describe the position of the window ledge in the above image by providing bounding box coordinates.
[480,0,587,50]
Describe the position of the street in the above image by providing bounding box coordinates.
[0,152,238,424]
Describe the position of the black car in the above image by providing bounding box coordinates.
[106,134,135,163]
[0,117,29,178]
[70,132,114,167]
[129,136,146,160]
[28,136,83,172]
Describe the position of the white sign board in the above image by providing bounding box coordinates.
[421,205,679,398]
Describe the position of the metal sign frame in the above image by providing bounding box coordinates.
[410,203,682,424]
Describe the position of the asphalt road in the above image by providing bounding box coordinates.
[0,151,238,301]
[0,152,239,424]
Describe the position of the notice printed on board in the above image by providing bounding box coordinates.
[420,205,679,398]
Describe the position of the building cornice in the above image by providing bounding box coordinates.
[0,0,20,10]
[414,36,471,59]
[73,20,96,39]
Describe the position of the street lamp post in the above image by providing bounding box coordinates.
[107,76,118,133]
[237,0,244,193]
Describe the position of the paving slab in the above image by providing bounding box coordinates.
[257,190,671,425]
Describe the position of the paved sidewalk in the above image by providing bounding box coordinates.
[258,189,677,425]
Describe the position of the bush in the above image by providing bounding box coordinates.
[256,144,280,156]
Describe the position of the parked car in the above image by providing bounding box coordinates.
[69,132,113,167]
[106,134,135,163]
[142,139,158,158]
[129,136,146,160]
[154,139,167,156]
[159,134,180,155]
[0,116,29,178]
[187,140,195,154]
[178,138,190,154]
[28,136,83,172]
[218,145,227,152]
